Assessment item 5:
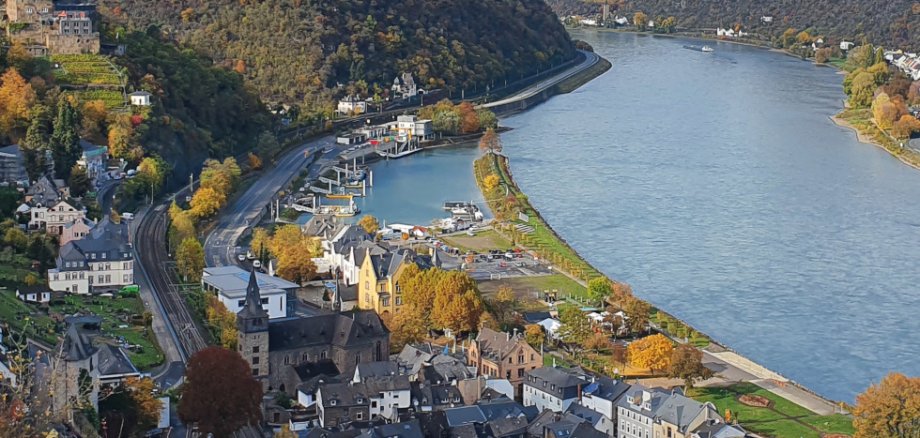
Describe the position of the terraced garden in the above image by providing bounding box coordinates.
[52,54,126,109]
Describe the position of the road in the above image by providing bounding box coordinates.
[482,50,599,109]
[203,136,337,267]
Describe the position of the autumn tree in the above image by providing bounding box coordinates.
[388,305,428,351]
[200,157,242,194]
[483,174,500,190]
[872,93,903,130]
[519,325,543,349]
[107,115,141,162]
[50,98,81,180]
[177,237,205,282]
[269,225,320,283]
[852,372,920,438]
[477,109,498,130]
[249,227,271,260]
[178,347,262,436]
[432,270,484,333]
[891,115,920,140]
[668,344,713,390]
[623,296,650,334]
[0,68,36,138]
[205,296,239,349]
[123,377,163,432]
[247,152,263,170]
[815,48,832,64]
[458,101,480,134]
[583,332,611,352]
[80,100,108,143]
[627,334,673,371]
[849,72,877,108]
[168,204,197,252]
[479,128,502,154]
[556,303,592,348]
[190,186,225,218]
[489,286,516,325]
[633,11,648,30]
[358,215,380,235]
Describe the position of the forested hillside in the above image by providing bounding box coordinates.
[547,0,920,50]
[99,0,576,118]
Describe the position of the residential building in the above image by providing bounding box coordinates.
[30,199,86,235]
[0,144,27,185]
[16,285,52,304]
[202,265,298,319]
[391,72,418,99]
[522,367,588,413]
[76,139,107,179]
[236,270,390,389]
[48,218,133,294]
[579,376,631,436]
[26,175,66,207]
[410,381,464,412]
[617,385,723,438]
[389,115,433,141]
[316,382,371,427]
[337,95,367,115]
[357,247,424,317]
[467,328,542,397]
[319,223,387,286]
[566,402,613,436]
[129,91,152,106]
[59,217,94,246]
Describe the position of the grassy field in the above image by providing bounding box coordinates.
[440,229,514,252]
[692,383,854,438]
[50,295,164,370]
[0,290,59,345]
[479,274,586,300]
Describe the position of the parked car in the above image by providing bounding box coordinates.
[121,212,134,221]
[237,254,246,262]
[253,260,262,269]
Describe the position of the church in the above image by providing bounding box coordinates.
[236,270,390,390]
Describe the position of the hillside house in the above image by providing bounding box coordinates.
[129,91,151,106]
[467,328,542,397]
[47,217,133,294]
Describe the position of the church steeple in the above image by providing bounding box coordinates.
[237,268,268,333]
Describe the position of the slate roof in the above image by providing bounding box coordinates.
[96,344,139,377]
[444,406,487,427]
[564,403,605,428]
[527,410,586,438]
[318,382,370,408]
[476,398,538,421]
[355,361,399,380]
[655,392,717,433]
[582,376,631,402]
[693,421,747,438]
[0,144,21,158]
[332,225,371,254]
[27,175,61,206]
[78,139,106,157]
[368,247,418,279]
[57,217,132,270]
[423,354,476,384]
[411,382,462,408]
[525,367,589,392]
[486,416,529,437]
[357,419,424,438]
[363,375,411,393]
[268,310,388,352]
[474,328,527,362]
[522,311,552,324]
[62,321,97,361]
[396,343,435,376]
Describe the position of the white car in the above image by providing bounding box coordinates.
[252,260,262,269]
[237,254,246,262]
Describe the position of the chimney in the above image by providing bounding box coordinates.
[512,328,518,338]
[506,331,510,341]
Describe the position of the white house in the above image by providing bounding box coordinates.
[840,41,856,51]
[29,200,86,235]
[48,218,133,294]
[580,18,597,26]
[337,95,367,115]
[579,377,632,436]
[760,16,774,24]
[319,224,386,286]
[522,367,588,413]
[614,16,629,26]
[201,265,298,319]
[129,91,152,106]
[16,285,52,304]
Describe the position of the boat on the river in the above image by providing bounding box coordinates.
[684,44,714,53]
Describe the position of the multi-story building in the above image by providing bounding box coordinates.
[76,140,107,180]
[616,385,723,438]
[0,144,27,185]
[357,247,424,317]
[59,217,94,246]
[30,200,85,235]
[47,218,133,294]
[522,366,588,413]
[5,0,101,55]
[467,328,542,397]
[202,265,298,320]
[579,376,632,436]
[236,270,390,390]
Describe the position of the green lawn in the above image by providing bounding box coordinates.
[479,274,586,300]
[50,295,164,370]
[0,290,59,345]
[692,383,854,438]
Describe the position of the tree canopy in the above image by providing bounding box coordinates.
[178,347,262,436]
[852,372,920,438]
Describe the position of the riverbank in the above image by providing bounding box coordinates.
[472,150,850,424]
[832,109,920,170]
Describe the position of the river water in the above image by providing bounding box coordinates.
[498,30,920,402]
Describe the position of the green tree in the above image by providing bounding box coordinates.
[50,98,81,180]
[68,165,91,198]
[255,131,280,162]
[849,72,877,108]
[587,277,613,306]
[22,105,52,181]
[557,303,592,348]
[432,110,460,135]
[476,109,498,130]
[176,237,205,282]
[4,227,29,251]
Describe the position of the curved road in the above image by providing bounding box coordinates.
[483,50,599,108]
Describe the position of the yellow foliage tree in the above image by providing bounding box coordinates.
[0,68,36,135]
[249,227,271,258]
[247,152,263,170]
[358,215,380,235]
[176,237,205,282]
[627,333,673,371]
[123,377,164,431]
[190,187,226,218]
[205,295,238,349]
[852,372,920,438]
[524,324,545,349]
[483,174,500,190]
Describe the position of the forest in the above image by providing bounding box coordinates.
[98,0,576,119]
[548,0,920,50]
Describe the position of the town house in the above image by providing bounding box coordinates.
[30,200,86,235]
[467,328,542,397]
[522,366,588,413]
[357,247,424,317]
[47,218,133,294]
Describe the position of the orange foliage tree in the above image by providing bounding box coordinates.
[852,372,920,438]
[627,333,673,371]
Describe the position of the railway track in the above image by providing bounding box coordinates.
[135,202,209,360]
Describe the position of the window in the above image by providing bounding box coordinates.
[519,354,524,364]
[252,357,260,365]
[395,296,402,305]
[252,368,259,376]
[238,300,246,307]
[101,253,106,259]
[253,346,260,353]
[260,298,269,304]
[330,400,337,406]
[518,368,525,378]
[382,297,390,307]
[320,351,327,360]
[356,412,363,420]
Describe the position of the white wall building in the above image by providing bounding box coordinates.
[201,266,298,319]
[30,200,85,235]
[522,367,588,413]
[48,218,133,294]
[129,91,151,106]
[337,95,367,115]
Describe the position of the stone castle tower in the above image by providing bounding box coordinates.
[237,269,269,378]
[5,0,54,23]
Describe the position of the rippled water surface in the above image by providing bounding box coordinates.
[501,30,920,402]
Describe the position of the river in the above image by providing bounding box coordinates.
[498,30,920,402]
